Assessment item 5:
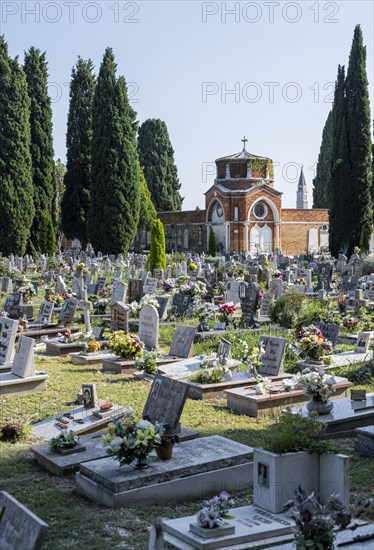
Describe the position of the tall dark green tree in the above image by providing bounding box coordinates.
[138,118,183,211]
[24,47,55,254]
[134,164,157,252]
[345,25,373,254]
[61,58,95,246]
[0,37,34,255]
[88,48,140,254]
[53,159,67,253]
[329,66,351,257]
[312,110,333,208]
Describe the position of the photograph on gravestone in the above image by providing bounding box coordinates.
[168,326,196,358]
[11,336,35,378]
[142,375,189,433]
[259,336,287,377]
[355,332,371,353]
[82,383,97,408]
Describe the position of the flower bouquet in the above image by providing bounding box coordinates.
[58,330,74,343]
[218,302,236,324]
[84,338,101,354]
[19,284,36,303]
[49,430,84,455]
[342,315,360,333]
[102,407,161,468]
[191,492,236,538]
[295,368,336,402]
[108,331,144,360]
[296,325,333,361]
[294,278,307,286]
[47,292,64,306]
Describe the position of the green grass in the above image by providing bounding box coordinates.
[0,310,373,549]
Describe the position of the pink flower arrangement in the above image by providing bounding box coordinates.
[218,302,236,323]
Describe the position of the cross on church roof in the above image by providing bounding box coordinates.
[241,136,248,151]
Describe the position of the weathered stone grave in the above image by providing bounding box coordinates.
[172,293,191,316]
[138,304,159,350]
[110,302,129,332]
[239,281,259,328]
[109,281,127,307]
[0,317,18,372]
[58,297,78,326]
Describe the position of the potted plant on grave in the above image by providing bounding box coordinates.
[253,410,338,514]
[155,431,180,461]
[108,331,144,360]
[49,430,84,455]
[83,338,101,354]
[102,407,161,469]
[19,283,36,303]
[296,325,333,363]
[189,357,230,384]
[190,491,236,538]
[342,315,360,334]
[283,486,364,550]
[294,368,336,415]
[134,350,159,375]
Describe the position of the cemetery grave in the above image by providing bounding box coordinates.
[0,250,373,548]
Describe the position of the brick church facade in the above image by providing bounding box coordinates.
[157,142,329,256]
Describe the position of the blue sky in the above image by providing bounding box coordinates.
[2,1,373,210]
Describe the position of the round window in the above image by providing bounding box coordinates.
[254,202,267,219]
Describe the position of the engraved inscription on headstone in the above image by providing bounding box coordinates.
[142,375,189,433]
[37,301,54,324]
[172,293,191,316]
[58,298,78,325]
[11,336,35,378]
[259,336,287,376]
[314,322,339,346]
[138,304,159,350]
[110,302,129,333]
[0,317,19,365]
[169,326,196,358]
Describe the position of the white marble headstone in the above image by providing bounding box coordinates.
[138,304,159,350]
[11,336,35,378]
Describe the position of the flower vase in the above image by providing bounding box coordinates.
[306,398,334,415]
[155,440,174,460]
[134,455,150,470]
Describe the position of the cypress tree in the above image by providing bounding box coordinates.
[24,47,55,253]
[53,159,66,253]
[345,25,373,254]
[88,48,140,254]
[134,165,157,252]
[329,66,351,257]
[138,119,183,211]
[312,110,333,208]
[61,58,95,246]
[146,219,166,272]
[0,37,34,255]
[208,227,217,256]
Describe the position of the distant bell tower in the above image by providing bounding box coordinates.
[296,165,308,209]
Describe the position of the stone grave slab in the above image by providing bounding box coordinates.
[110,302,129,333]
[0,317,18,371]
[155,295,170,320]
[224,377,352,418]
[32,432,108,476]
[58,297,78,325]
[142,375,189,433]
[168,326,196,358]
[76,436,253,508]
[314,322,339,346]
[354,425,374,458]
[138,304,159,350]
[32,404,126,440]
[162,506,295,550]
[69,349,116,366]
[0,490,48,550]
[327,350,373,368]
[293,393,374,437]
[259,336,287,377]
[45,339,85,356]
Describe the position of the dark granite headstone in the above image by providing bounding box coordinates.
[128,278,144,302]
[169,325,196,358]
[58,298,78,325]
[172,293,191,316]
[87,283,99,296]
[314,322,339,346]
[142,375,189,434]
[155,295,170,320]
[239,281,259,328]
[317,263,333,291]
[0,491,48,550]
